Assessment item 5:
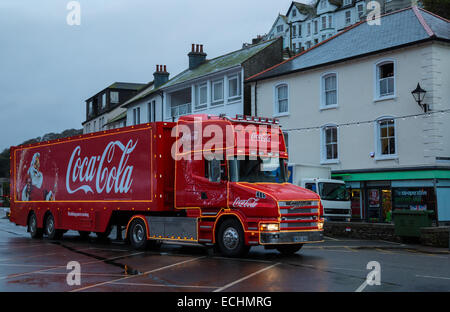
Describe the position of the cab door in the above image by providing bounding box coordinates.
[176,158,228,209]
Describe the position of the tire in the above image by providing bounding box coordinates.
[276,244,303,255]
[44,213,63,240]
[78,231,91,240]
[28,212,43,239]
[216,218,249,258]
[128,219,148,250]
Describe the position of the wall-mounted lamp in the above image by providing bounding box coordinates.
[411,83,429,113]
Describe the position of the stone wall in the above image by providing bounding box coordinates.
[324,222,401,242]
[325,222,450,248]
[420,227,449,248]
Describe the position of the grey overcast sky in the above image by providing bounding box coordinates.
[0,0,311,152]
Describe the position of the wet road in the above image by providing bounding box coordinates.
[0,216,449,292]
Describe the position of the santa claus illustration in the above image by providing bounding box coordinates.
[21,153,55,201]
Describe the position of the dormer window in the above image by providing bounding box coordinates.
[320,1,326,9]
[292,9,297,17]
[343,0,352,6]
[277,25,284,33]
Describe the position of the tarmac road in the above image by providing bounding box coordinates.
[0,215,448,292]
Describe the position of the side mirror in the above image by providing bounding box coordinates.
[209,159,221,183]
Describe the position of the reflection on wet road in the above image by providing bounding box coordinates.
[0,217,448,292]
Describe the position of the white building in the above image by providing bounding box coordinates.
[267,0,415,53]
[122,40,284,124]
[248,7,450,223]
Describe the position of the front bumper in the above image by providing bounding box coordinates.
[260,230,323,245]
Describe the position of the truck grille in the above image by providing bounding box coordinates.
[278,200,320,230]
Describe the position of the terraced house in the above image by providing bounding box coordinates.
[122,39,283,124]
[248,7,450,224]
[266,0,415,53]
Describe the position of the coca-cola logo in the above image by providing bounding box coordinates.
[232,197,259,208]
[250,133,271,143]
[66,140,137,195]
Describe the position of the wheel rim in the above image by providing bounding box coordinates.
[47,217,54,235]
[132,223,145,243]
[223,227,239,250]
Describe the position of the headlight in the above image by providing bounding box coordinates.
[260,223,279,231]
[318,219,324,230]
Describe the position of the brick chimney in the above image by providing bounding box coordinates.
[188,44,207,70]
[153,65,169,89]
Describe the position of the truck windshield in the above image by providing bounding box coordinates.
[318,183,350,201]
[229,156,287,183]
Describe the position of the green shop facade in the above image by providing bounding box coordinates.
[332,167,450,225]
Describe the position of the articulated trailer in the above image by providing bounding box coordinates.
[10,114,323,257]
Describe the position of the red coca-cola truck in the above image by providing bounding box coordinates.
[9,114,323,257]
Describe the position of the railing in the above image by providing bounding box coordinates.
[171,103,192,119]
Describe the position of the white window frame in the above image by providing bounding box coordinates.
[374,58,396,102]
[328,15,333,28]
[292,25,297,38]
[195,82,208,110]
[211,79,224,106]
[277,25,284,33]
[298,24,302,37]
[320,72,338,110]
[102,93,107,109]
[273,82,289,117]
[374,117,398,160]
[227,74,241,102]
[321,16,327,30]
[110,91,119,104]
[321,124,339,164]
[345,10,351,25]
[133,107,141,125]
[357,3,365,19]
[343,0,352,6]
[292,9,297,17]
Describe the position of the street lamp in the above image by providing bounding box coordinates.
[411,83,429,113]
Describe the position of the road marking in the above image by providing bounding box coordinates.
[416,275,450,280]
[211,256,273,264]
[111,282,220,289]
[0,251,145,280]
[355,281,368,292]
[213,262,280,293]
[71,256,206,292]
[324,236,339,241]
[344,247,358,252]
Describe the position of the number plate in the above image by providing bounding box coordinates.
[293,235,308,242]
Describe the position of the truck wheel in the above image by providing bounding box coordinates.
[216,219,249,258]
[276,244,303,255]
[128,219,148,250]
[44,213,63,240]
[28,212,43,239]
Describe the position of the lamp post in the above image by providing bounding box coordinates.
[411,83,428,113]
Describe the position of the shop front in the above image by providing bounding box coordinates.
[333,168,450,224]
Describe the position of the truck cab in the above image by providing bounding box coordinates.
[301,178,351,221]
[172,114,324,256]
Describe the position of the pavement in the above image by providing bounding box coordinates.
[0,217,449,292]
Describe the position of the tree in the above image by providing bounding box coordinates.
[421,0,450,20]
[0,128,82,179]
